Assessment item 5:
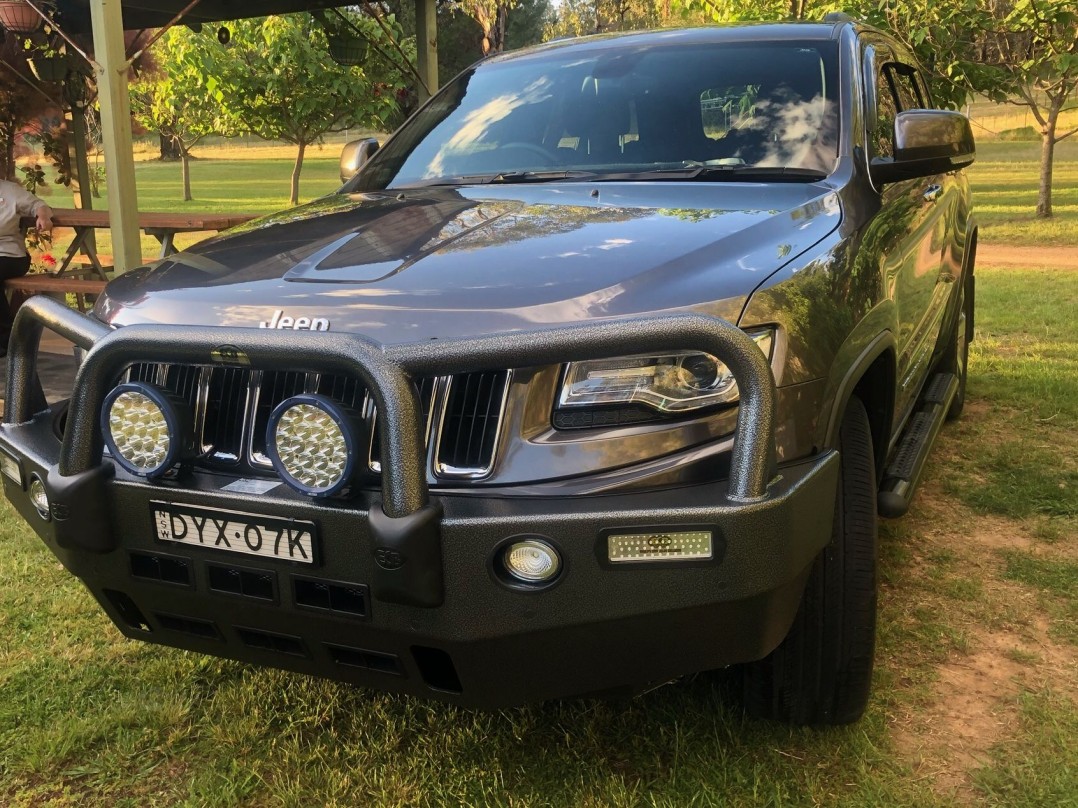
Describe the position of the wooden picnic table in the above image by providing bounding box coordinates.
[6,208,258,315]
[21,208,258,280]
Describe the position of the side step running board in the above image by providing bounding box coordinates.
[877,372,959,518]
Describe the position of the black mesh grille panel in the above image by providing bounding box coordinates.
[165,365,202,409]
[369,376,438,468]
[317,374,367,410]
[438,371,509,472]
[203,367,250,461]
[128,363,158,384]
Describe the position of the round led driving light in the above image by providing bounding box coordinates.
[102,382,188,479]
[503,538,561,583]
[28,476,50,520]
[267,394,359,497]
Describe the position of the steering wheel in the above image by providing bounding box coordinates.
[498,142,561,164]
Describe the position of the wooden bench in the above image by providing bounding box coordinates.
[6,208,257,317]
[3,275,108,313]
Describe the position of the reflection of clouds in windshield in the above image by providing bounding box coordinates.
[425,78,553,178]
[735,94,837,172]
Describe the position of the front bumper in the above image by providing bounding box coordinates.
[2,298,838,707]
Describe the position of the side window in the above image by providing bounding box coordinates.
[871,61,899,159]
[885,64,924,111]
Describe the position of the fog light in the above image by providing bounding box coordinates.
[102,382,190,479]
[503,539,561,583]
[29,476,50,520]
[607,530,713,563]
[267,394,359,497]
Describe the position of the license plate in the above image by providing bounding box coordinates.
[151,501,316,564]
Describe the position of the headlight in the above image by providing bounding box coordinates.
[557,330,774,418]
[266,394,361,497]
[102,382,193,479]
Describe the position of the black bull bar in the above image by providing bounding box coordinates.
[4,296,780,608]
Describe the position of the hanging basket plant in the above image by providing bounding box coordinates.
[327,33,367,67]
[0,0,42,33]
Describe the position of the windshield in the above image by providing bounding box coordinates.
[354,38,841,190]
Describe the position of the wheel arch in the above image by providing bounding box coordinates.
[823,331,896,478]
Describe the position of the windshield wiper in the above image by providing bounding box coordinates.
[477,170,600,184]
[589,166,829,183]
[408,170,599,188]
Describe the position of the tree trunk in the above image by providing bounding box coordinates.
[181,149,192,202]
[493,3,508,52]
[1036,98,1061,218]
[290,140,306,206]
[160,133,181,160]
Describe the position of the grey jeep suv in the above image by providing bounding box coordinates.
[1,20,975,725]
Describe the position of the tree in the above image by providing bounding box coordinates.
[210,13,408,205]
[131,27,232,202]
[870,0,1078,218]
[453,1,514,54]
[547,0,702,38]
[676,0,1077,218]
[505,0,553,50]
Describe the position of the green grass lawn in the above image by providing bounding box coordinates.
[968,140,1078,246]
[32,148,345,262]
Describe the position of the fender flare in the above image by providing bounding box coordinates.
[822,328,896,454]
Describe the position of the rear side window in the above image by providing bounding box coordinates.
[871,61,900,159]
[885,64,924,111]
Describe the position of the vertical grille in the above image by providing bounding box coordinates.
[435,370,511,477]
[113,364,511,481]
[317,374,368,409]
[203,367,250,462]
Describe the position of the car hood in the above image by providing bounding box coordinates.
[98,183,840,343]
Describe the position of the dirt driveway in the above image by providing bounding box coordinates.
[979,244,1078,269]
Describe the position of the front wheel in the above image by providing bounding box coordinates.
[740,396,878,725]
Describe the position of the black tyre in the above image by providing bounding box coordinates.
[944,273,973,421]
[740,396,878,725]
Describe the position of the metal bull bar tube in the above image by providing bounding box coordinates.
[7,300,778,510]
[4,300,778,607]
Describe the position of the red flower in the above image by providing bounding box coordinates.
[41,253,56,267]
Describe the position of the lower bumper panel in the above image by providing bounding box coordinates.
[3,413,837,707]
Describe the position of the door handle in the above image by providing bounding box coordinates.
[922,184,942,203]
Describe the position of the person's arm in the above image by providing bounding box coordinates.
[33,201,52,234]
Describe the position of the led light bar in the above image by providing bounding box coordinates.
[607,530,713,563]
[0,450,22,488]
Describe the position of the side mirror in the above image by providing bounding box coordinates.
[340,137,380,183]
[870,110,975,185]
